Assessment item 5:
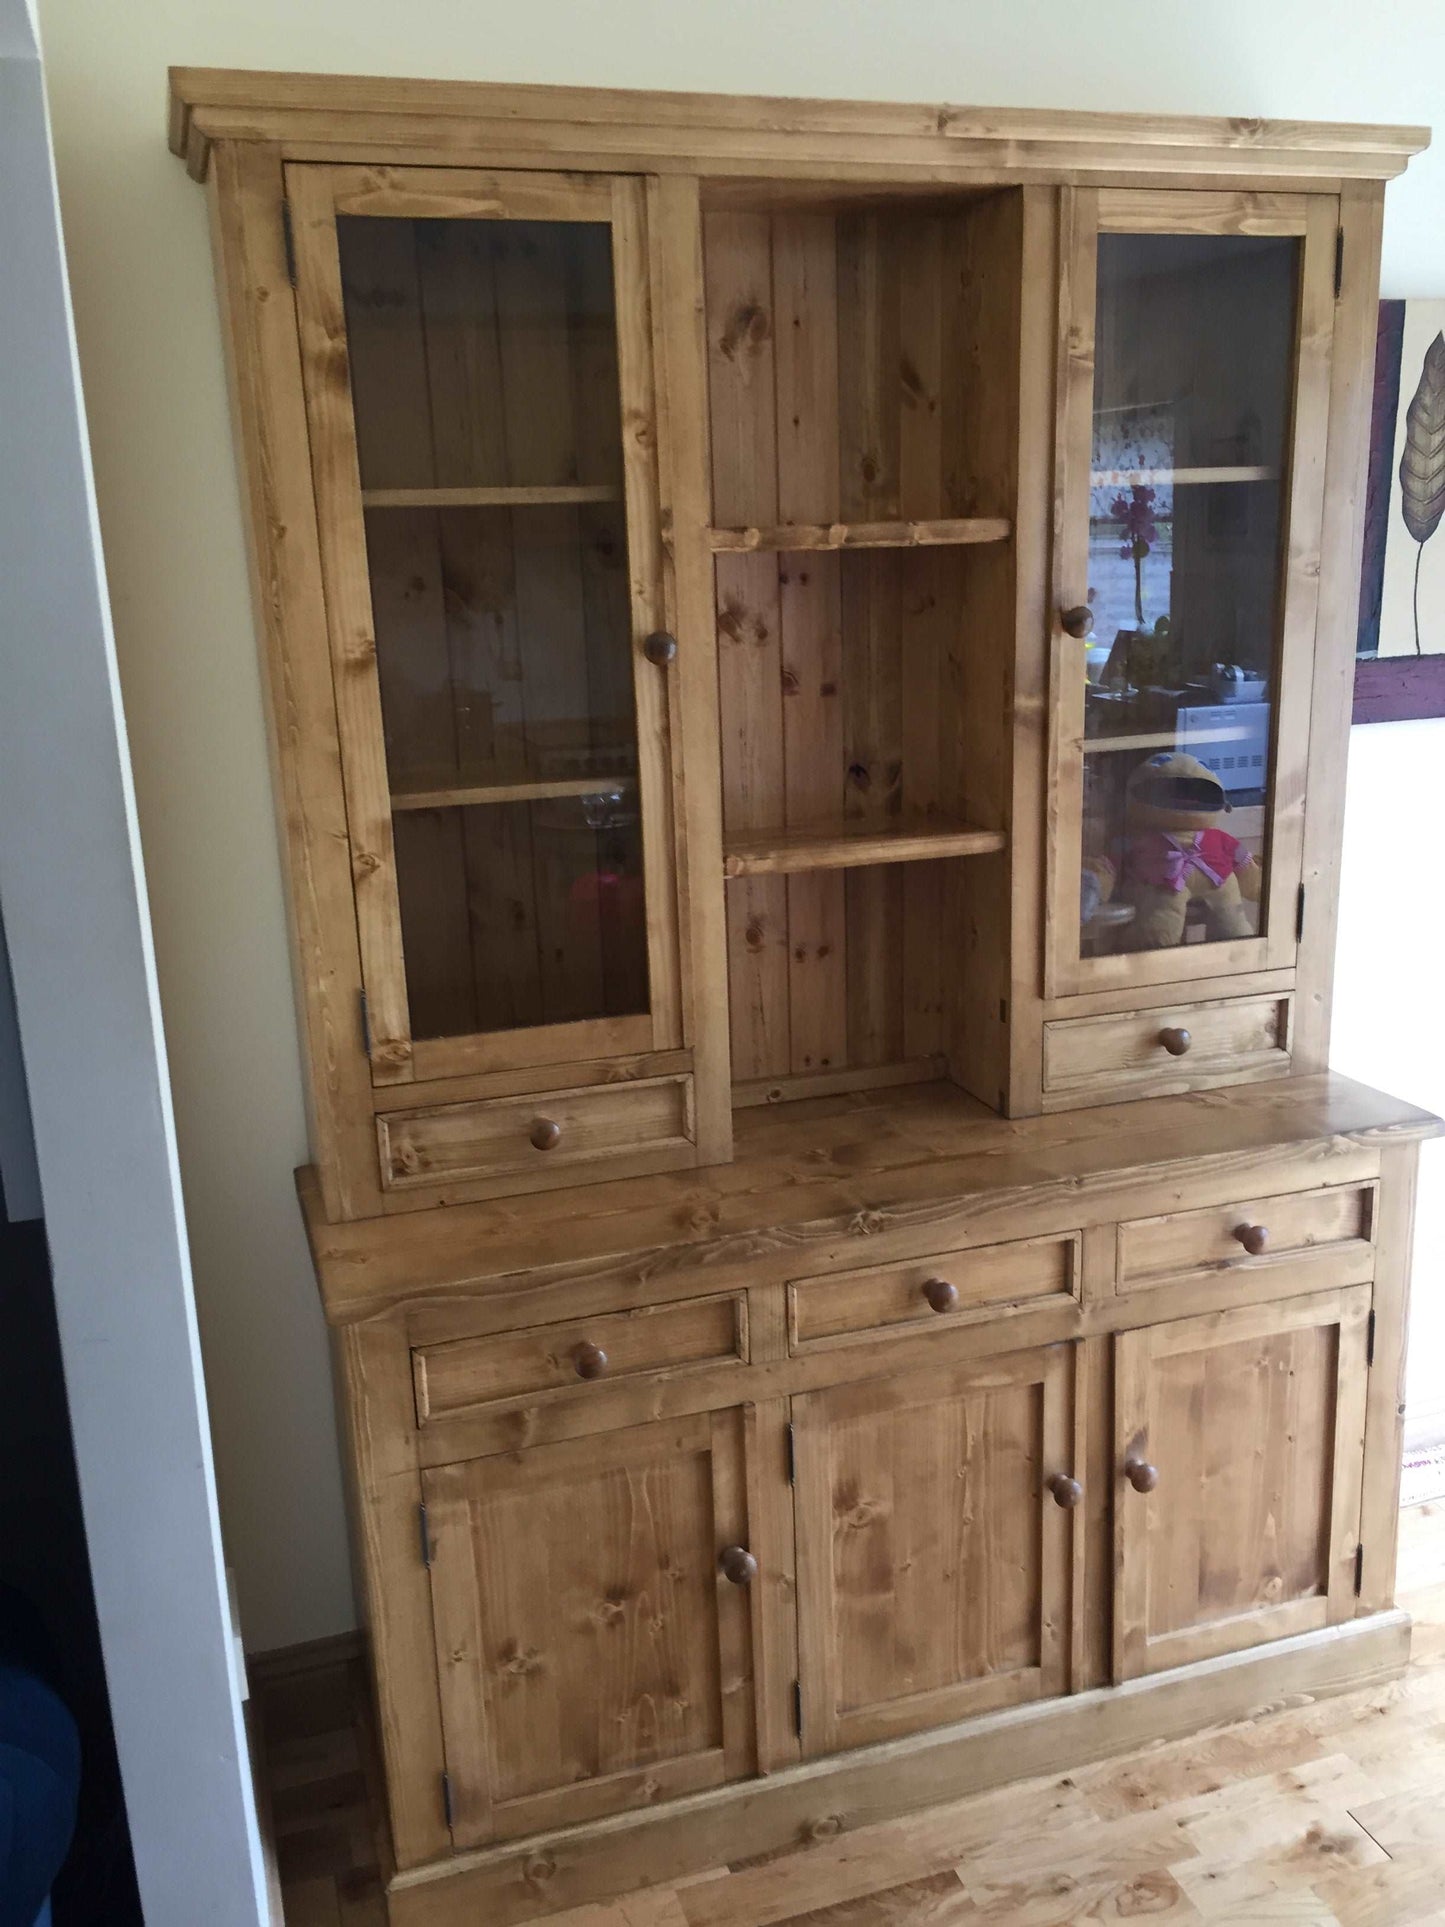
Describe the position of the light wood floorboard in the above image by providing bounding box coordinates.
[255,1503,1445,1927]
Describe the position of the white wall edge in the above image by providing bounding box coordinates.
[0,3,269,1918]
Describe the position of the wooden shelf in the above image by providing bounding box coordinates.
[1083,724,1260,754]
[1088,466,1278,488]
[709,517,1011,554]
[362,484,621,509]
[392,774,636,811]
[723,817,1007,878]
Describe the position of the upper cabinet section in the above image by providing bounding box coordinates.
[287,168,685,1089]
[1048,191,1338,999]
[180,75,1424,1210]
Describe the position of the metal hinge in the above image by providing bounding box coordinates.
[280,197,298,287]
[360,987,372,1058]
[1354,1542,1365,1595]
[792,1679,803,1738]
[1367,1308,1377,1367]
[786,1421,797,1486]
[441,1771,455,1830]
[419,1500,432,1570]
[1334,227,1345,300]
[1296,884,1307,943]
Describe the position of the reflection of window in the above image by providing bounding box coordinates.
[1089,403,1175,641]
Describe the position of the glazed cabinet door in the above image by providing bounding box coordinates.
[422,1410,756,1845]
[793,1345,1076,1755]
[1113,1286,1370,1681]
[1048,190,1339,998]
[286,164,684,1088]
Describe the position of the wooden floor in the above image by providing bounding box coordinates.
[256,1503,1445,1927]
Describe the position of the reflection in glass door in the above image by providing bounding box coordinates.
[1078,228,1299,961]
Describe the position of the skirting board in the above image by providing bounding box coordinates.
[387,1609,1410,1927]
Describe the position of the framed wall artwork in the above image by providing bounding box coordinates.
[1356,299,1445,721]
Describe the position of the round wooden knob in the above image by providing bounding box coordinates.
[1047,1473,1083,1509]
[921,1278,958,1314]
[1234,1223,1269,1256]
[529,1117,562,1151]
[1158,1027,1192,1057]
[1124,1458,1159,1494]
[643,630,678,666]
[574,1342,608,1380]
[1061,605,1095,640]
[719,1545,757,1586]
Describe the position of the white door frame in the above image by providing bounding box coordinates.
[0,5,269,1918]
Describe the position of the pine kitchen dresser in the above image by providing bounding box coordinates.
[170,68,1437,1925]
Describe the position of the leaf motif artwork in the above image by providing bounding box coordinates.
[1399,329,1445,654]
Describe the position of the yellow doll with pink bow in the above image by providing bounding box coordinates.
[1088,750,1262,949]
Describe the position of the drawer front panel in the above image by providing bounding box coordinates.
[377,1074,694,1190]
[1043,994,1291,1099]
[1118,1182,1376,1290]
[788,1233,1080,1350]
[413,1293,746,1423]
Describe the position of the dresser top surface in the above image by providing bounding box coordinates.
[300,1072,1438,1323]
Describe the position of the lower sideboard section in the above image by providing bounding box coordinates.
[384,1611,1410,1927]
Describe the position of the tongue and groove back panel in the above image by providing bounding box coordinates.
[701,195,1026,1105]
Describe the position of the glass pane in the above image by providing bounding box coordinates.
[1076,231,1299,960]
[336,213,649,1041]
[392,795,648,1037]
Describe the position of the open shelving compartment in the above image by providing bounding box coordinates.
[702,186,1027,1111]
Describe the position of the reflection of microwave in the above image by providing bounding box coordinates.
[1176,702,1269,799]
[1210,663,1268,704]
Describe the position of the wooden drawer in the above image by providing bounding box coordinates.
[1043,994,1291,1102]
[376,1074,694,1191]
[412,1293,747,1424]
[1117,1182,1377,1291]
[788,1232,1080,1352]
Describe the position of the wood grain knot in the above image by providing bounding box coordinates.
[497,1644,543,1676]
[900,355,933,409]
[720,299,771,360]
[848,1209,886,1237]
[717,594,770,647]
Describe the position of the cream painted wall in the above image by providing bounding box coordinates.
[1334,726,1445,1446]
[34,0,1445,1647]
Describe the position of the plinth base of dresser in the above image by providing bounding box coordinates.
[383,1609,1410,1927]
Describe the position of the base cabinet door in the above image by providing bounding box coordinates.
[422,1410,756,1846]
[792,1345,1076,1755]
[1113,1286,1371,1681]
